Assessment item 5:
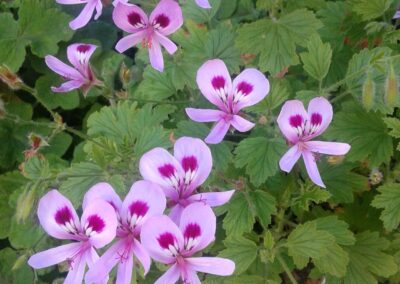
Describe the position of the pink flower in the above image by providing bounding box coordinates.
[112,0,183,72]
[196,0,211,8]
[139,137,235,222]
[141,203,235,283]
[394,9,400,19]
[45,43,102,95]
[277,97,351,187]
[84,182,166,284]
[57,0,103,30]
[27,190,117,284]
[186,59,270,144]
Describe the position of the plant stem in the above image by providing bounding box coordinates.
[20,84,57,119]
[277,254,297,284]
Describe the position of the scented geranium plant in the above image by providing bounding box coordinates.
[1,0,400,283]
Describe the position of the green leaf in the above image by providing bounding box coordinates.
[300,34,332,81]
[219,236,258,275]
[371,183,400,231]
[384,117,400,150]
[343,231,397,283]
[292,187,331,213]
[181,0,221,23]
[22,156,51,180]
[223,192,255,236]
[234,137,286,186]
[249,190,277,229]
[351,0,393,21]
[324,101,393,166]
[236,9,322,75]
[285,222,335,268]
[313,216,355,246]
[8,216,43,249]
[313,243,349,277]
[0,248,33,283]
[134,66,177,100]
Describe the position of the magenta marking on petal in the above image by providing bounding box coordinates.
[127,12,142,27]
[87,215,105,233]
[184,223,201,240]
[311,113,322,126]
[181,156,198,172]
[157,232,175,249]
[158,164,176,178]
[129,200,149,217]
[211,76,226,90]
[153,14,170,28]
[55,206,73,225]
[77,44,91,53]
[289,114,304,128]
[236,81,253,96]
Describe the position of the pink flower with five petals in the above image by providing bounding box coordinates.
[112,0,183,72]
[28,190,117,284]
[141,203,235,284]
[186,59,270,144]
[277,97,351,187]
[139,137,235,222]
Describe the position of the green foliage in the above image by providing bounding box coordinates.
[372,183,400,231]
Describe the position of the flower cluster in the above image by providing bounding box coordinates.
[28,138,235,284]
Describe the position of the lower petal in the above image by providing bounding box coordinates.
[169,204,185,224]
[188,190,235,207]
[155,32,178,55]
[185,108,224,122]
[155,264,180,284]
[64,253,87,284]
[116,252,134,284]
[133,239,151,275]
[94,1,103,20]
[186,257,235,276]
[306,141,351,156]
[149,41,164,72]
[69,2,96,30]
[195,0,211,8]
[86,248,108,284]
[51,80,83,93]
[205,120,230,144]
[115,32,146,53]
[231,115,255,132]
[302,151,325,188]
[183,268,201,284]
[279,145,301,173]
[28,242,82,269]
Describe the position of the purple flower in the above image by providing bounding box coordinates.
[141,203,235,283]
[112,0,183,72]
[394,9,400,19]
[84,182,166,284]
[139,137,235,222]
[56,0,103,30]
[196,0,211,8]
[28,190,117,284]
[45,43,102,95]
[277,97,351,187]
[186,59,270,144]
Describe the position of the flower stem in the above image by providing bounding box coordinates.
[20,83,57,120]
[277,254,297,284]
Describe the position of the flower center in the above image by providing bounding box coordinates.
[288,112,323,140]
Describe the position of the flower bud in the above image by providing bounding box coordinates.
[384,63,398,109]
[119,62,131,87]
[15,188,36,223]
[369,168,383,186]
[327,155,345,165]
[361,73,375,111]
[0,65,23,90]
[12,254,27,270]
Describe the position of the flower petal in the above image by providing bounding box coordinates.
[121,180,166,229]
[185,108,224,122]
[82,182,122,212]
[179,203,215,254]
[112,2,148,33]
[69,1,96,30]
[183,268,201,284]
[45,55,82,80]
[51,80,83,93]
[186,257,235,276]
[306,141,351,156]
[94,1,103,19]
[140,215,183,264]
[196,59,232,111]
[232,68,270,111]
[188,190,235,207]
[139,148,183,200]
[195,0,211,8]
[277,100,307,144]
[155,32,178,54]
[64,252,87,284]
[28,242,82,269]
[56,0,85,4]
[150,0,183,35]
[86,248,108,284]
[81,200,117,248]
[307,97,333,138]
[154,264,180,284]
[173,137,212,194]
[302,150,325,188]
[67,43,97,71]
[133,239,151,275]
[205,119,230,144]
[149,40,164,72]
[116,250,134,284]
[37,190,80,240]
[230,115,255,132]
[115,31,146,53]
[168,203,185,224]
[279,145,302,173]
